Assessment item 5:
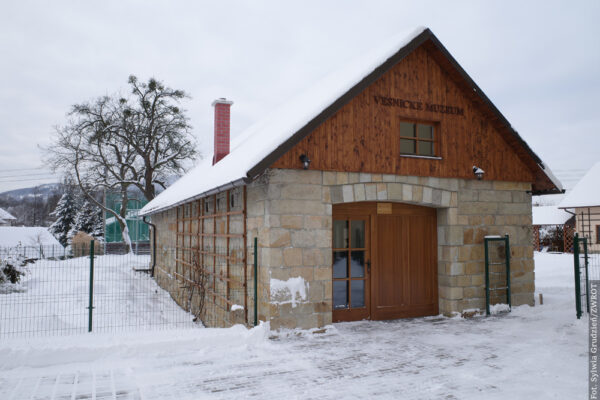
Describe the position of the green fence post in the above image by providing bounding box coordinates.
[254,237,258,327]
[505,234,511,309]
[88,240,95,332]
[574,233,582,319]
[484,238,490,316]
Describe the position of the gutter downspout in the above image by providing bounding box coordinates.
[142,215,157,277]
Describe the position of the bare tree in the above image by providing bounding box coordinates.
[125,76,197,200]
[46,76,198,251]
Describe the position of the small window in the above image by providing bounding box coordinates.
[597,225,600,244]
[399,121,436,157]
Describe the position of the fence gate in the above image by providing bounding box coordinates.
[0,243,196,338]
[484,235,511,316]
[573,232,600,319]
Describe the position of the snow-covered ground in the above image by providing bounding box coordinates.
[0,254,195,337]
[0,252,587,399]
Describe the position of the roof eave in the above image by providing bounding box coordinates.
[139,177,251,217]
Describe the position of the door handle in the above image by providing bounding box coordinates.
[367,260,371,274]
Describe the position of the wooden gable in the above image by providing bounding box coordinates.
[272,44,536,184]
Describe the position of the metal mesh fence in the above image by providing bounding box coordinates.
[0,243,197,338]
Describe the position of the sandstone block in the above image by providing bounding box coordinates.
[354,184,366,201]
[359,173,372,183]
[441,190,451,207]
[459,190,478,202]
[283,248,303,266]
[413,185,424,202]
[479,190,511,203]
[323,171,336,186]
[342,185,354,202]
[365,183,377,200]
[291,230,316,248]
[281,185,321,200]
[305,215,330,229]
[447,262,465,276]
[431,189,442,207]
[268,229,292,248]
[493,181,531,191]
[281,215,303,229]
[498,203,531,215]
[376,183,388,200]
[402,184,413,201]
[458,201,498,215]
[388,183,403,200]
[336,172,349,185]
[269,199,326,215]
[302,249,325,266]
[382,174,396,182]
[447,226,464,245]
[441,286,463,300]
[330,186,343,203]
[269,169,322,184]
[314,265,330,280]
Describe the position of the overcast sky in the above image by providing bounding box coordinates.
[0,0,598,193]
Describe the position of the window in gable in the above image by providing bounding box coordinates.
[399,121,436,157]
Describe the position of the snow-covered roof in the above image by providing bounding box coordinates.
[559,161,600,209]
[0,208,16,222]
[140,27,561,216]
[532,206,572,226]
[0,227,63,248]
[141,27,428,215]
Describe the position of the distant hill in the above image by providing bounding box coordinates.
[0,183,62,201]
[0,175,180,227]
[0,183,63,227]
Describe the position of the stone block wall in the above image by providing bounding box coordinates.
[150,167,534,330]
[246,170,332,330]
[249,168,533,329]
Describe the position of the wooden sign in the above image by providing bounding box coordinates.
[377,203,392,214]
[373,95,464,116]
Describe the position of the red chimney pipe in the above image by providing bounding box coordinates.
[212,98,233,165]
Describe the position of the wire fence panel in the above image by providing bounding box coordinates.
[574,232,600,319]
[0,244,197,338]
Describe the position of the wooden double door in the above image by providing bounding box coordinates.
[332,202,438,322]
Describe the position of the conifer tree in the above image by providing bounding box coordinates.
[49,187,78,247]
[68,200,104,240]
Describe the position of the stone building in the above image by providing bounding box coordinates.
[140,27,562,330]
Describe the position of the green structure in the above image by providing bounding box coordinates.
[104,192,149,243]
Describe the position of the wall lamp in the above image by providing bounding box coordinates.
[472,166,485,180]
[300,154,311,170]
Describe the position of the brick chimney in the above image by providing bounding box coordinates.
[212,98,233,165]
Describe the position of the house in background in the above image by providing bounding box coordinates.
[532,206,574,252]
[559,161,600,252]
[140,27,562,330]
[104,192,149,252]
[0,226,63,258]
[0,208,16,227]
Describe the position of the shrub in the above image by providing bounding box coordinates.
[0,252,28,293]
[0,260,24,284]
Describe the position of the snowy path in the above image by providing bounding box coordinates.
[0,252,587,399]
